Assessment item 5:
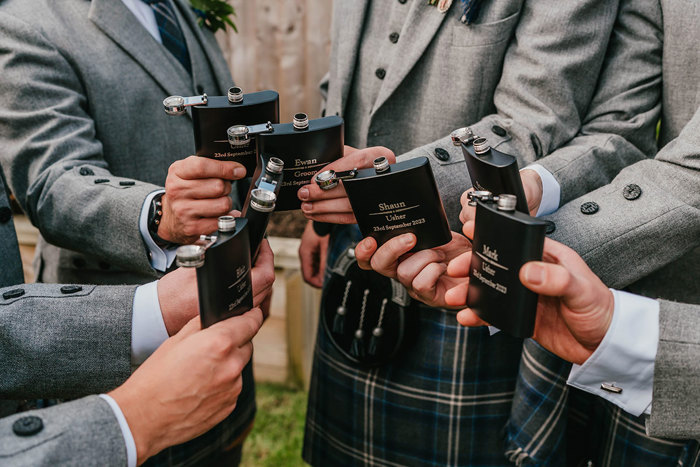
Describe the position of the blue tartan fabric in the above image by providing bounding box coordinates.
[143,362,256,467]
[141,0,192,74]
[506,339,700,466]
[303,304,525,466]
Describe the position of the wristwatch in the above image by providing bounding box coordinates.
[148,193,177,248]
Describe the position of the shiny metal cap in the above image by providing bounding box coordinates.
[250,189,276,212]
[497,194,517,212]
[293,113,309,130]
[467,190,493,206]
[176,244,205,268]
[218,215,237,232]
[450,127,475,146]
[315,170,338,190]
[373,156,390,174]
[227,125,250,146]
[227,86,244,103]
[473,137,491,155]
[163,96,186,116]
[266,157,284,174]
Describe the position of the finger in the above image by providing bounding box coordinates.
[411,262,447,297]
[444,280,469,307]
[456,308,489,327]
[301,197,353,216]
[519,262,573,297]
[395,249,446,286]
[303,212,358,224]
[213,307,264,345]
[322,146,396,173]
[173,156,247,181]
[461,220,475,241]
[446,250,472,278]
[178,196,233,219]
[177,178,232,199]
[171,316,202,342]
[355,236,378,270]
[370,234,416,277]
[298,183,348,203]
[343,145,359,156]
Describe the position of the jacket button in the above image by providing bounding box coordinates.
[398,0,407,3]
[60,285,83,294]
[389,32,400,43]
[580,201,599,215]
[491,125,507,137]
[119,180,135,186]
[622,184,642,200]
[3,288,25,300]
[375,68,386,80]
[196,85,205,94]
[544,220,556,235]
[0,206,11,223]
[94,179,109,184]
[79,167,94,176]
[433,147,450,161]
[13,416,43,437]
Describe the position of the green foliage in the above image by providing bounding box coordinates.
[189,0,238,33]
[241,383,308,467]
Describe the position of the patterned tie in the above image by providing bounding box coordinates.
[141,0,192,74]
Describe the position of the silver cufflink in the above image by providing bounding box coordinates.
[600,382,623,394]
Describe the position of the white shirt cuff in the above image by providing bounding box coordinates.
[567,289,659,416]
[522,164,561,217]
[131,281,169,366]
[99,394,137,467]
[139,190,178,272]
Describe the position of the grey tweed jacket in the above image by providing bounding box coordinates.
[0,0,235,285]
[1,171,132,464]
[322,0,623,230]
[533,0,700,441]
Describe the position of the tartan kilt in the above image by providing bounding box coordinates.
[303,303,525,466]
[144,361,256,467]
[506,340,700,467]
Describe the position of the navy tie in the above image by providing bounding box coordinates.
[141,0,192,74]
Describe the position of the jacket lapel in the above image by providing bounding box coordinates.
[372,2,448,113]
[334,0,370,114]
[173,0,234,91]
[88,0,192,99]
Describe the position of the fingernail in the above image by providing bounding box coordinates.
[402,234,414,246]
[301,202,312,212]
[233,167,246,179]
[298,187,309,200]
[524,264,545,285]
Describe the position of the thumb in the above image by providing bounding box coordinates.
[519,261,575,298]
[461,220,475,241]
[170,316,202,342]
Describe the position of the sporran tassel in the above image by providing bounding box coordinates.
[350,289,370,359]
[368,298,388,356]
[333,280,352,334]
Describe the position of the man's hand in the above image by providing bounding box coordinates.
[452,225,614,365]
[109,308,263,465]
[297,146,396,224]
[158,156,247,244]
[299,220,329,288]
[354,232,472,308]
[458,169,544,224]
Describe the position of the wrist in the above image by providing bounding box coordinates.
[150,194,176,245]
[158,267,199,335]
[108,385,161,465]
[520,169,543,215]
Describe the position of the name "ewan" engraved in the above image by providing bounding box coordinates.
[295,158,318,167]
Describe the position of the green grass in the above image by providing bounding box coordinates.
[241,383,308,466]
